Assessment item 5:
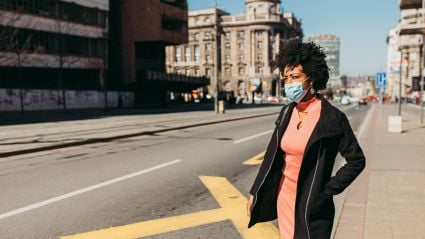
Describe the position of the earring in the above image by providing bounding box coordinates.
[310,83,315,94]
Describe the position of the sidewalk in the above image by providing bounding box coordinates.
[334,104,425,239]
[0,105,281,158]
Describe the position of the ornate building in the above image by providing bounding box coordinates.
[165,0,302,103]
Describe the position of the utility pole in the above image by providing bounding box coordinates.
[421,0,425,123]
[399,49,403,116]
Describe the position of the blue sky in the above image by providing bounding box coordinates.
[187,0,400,76]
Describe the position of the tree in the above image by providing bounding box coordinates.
[0,12,32,113]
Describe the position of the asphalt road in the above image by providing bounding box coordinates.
[0,103,371,239]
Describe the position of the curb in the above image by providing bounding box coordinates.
[0,112,279,158]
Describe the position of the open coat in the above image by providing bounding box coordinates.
[248,94,366,239]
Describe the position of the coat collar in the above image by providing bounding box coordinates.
[285,94,343,140]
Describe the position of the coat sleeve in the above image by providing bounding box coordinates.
[249,105,287,196]
[322,113,366,196]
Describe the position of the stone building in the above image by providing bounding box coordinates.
[165,0,302,104]
[389,0,425,101]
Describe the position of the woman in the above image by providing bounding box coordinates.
[246,39,365,239]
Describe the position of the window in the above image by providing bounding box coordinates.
[204,31,212,40]
[257,53,263,61]
[238,42,244,50]
[238,67,245,75]
[239,54,244,62]
[257,41,263,49]
[185,68,191,76]
[206,54,212,62]
[256,31,263,37]
[206,68,211,76]
[185,46,190,63]
[256,67,264,74]
[225,67,231,76]
[225,42,230,50]
[225,54,230,62]
[194,45,200,63]
[175,47,181,62]
[205,43,212,51]
[194,68,199,76]
[224,32,230,39]
[237,30,244,38]
[194,33,199,40]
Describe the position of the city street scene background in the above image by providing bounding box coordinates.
[1,0,425,238]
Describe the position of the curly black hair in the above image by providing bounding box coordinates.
[272,38,329,90]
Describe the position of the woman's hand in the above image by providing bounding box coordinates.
[247,194,254,217]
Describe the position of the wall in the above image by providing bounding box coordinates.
[0,89,134,112]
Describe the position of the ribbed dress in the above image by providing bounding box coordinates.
[277,96,321,239]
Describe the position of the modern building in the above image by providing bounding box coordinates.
[0,0,109,92]
[109,0,209,107]
[305,34,340,88]
[165,0,302,104]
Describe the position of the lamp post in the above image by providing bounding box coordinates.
[421,0,425,123]
[213,0,220,114]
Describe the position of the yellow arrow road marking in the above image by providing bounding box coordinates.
[243,151,265,165]
[61,176,279,239]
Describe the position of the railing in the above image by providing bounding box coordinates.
[221,13,283,23]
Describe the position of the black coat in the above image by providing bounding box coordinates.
[248,95,366,239]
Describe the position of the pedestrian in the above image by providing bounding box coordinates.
[246,39,366,239]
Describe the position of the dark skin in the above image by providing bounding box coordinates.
[247,64,316,217]
[282,64,316,121]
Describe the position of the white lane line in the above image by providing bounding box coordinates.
[0,159,182,221]
[233,130,273,144]
[356,104,375,140]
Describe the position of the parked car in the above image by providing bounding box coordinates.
[363,95,378,103]
[358,98,368,105]
[341,96,350,105]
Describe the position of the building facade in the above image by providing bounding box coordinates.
[109,0,209,107]
[0,0,108,92]
[389,0,425,102]
[165,0,302,104]
[305,34,340,88]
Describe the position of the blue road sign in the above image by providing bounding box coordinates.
[376,72,387,89]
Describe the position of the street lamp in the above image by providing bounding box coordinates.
[421,0,425,123]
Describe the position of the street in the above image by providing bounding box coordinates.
[0,104,369,239]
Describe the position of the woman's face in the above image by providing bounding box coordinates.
[281,64,311,90]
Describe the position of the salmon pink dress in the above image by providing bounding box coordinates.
[277,96,321,239]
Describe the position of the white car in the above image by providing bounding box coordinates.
[341,97,350,105]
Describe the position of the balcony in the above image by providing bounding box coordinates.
[399,0,422,10]
[398,8,425,35]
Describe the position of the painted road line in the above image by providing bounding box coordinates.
[243,151,266,165]
[61,209,228,239]
[199,176,280,239]
[61,176,279,239]
[0,159,182,221]
[234,130,273,144]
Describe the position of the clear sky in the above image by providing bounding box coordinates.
[187,0,400,76]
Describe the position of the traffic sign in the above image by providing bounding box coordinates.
[376,72,387,89]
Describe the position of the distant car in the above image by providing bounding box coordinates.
[358,98,368,105]
[349,97,360,104]
[341,97,350,105]
[267,96,280,103]
[363,95,378,103]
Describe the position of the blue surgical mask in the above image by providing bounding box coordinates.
[284,77,311,103]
